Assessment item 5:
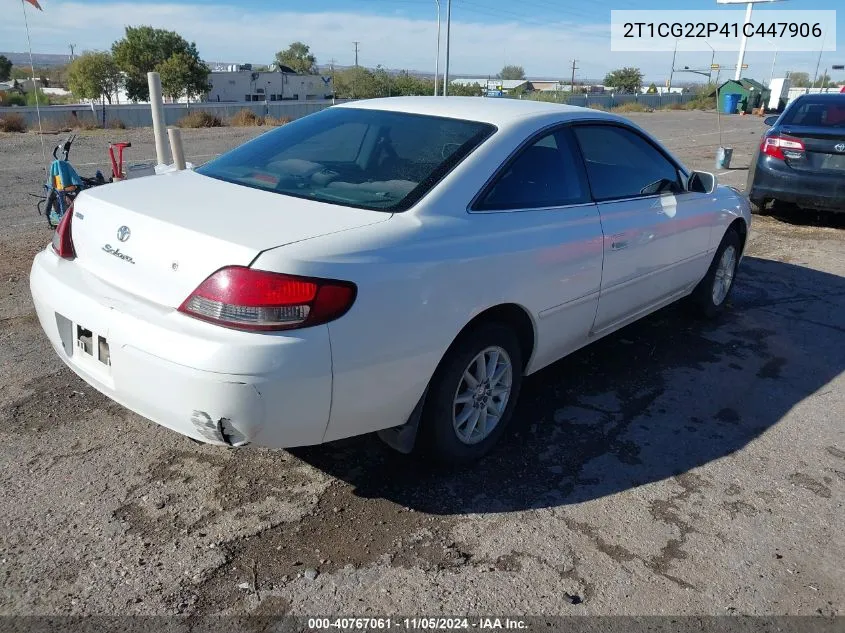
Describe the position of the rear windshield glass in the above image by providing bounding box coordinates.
[781,98,845,128]
[196,107,495,212]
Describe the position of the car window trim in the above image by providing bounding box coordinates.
[468,122,593,213]
[570,121,690,203]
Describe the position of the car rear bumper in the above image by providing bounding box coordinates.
[29,248,333,448]
[748,158,845,212]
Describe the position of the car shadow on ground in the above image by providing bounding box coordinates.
[292,256,845,515]
[764,208,845,229]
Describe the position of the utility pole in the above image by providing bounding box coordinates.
[68,44,76,60]
[668,40,677,90]
[811,36,825,89]
[353,41,360,67]
[443,0,452,96]
[570,59,578,92]
[329,58,337,100]
[434,0,441,96]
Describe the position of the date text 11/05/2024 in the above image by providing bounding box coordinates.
[307,617,528,630]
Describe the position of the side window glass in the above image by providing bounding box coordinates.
[573,125,682,201]
[477,129,588,210]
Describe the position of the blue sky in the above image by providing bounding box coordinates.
[4,0,843,82]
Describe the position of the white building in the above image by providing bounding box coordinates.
[206,70,333,103]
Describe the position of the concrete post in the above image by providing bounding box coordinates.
[167,127,186,171]
[147,72,168,165]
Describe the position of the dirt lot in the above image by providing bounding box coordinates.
[0,110,843,618]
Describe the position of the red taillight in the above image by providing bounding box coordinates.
[178,266,357,331]
[51,203,76,260]
[761,134,805,161]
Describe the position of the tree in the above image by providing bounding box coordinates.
[789,72,810,87]
[275,42,317,74]
[0,55,11,82]
[112,26,206,101]
[604,67,643,93]
[157,51,211,101]
[498,65,525,80]
[68,52,122,103]
[67,51,123,125]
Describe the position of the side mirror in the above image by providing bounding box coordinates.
[688,170,717,194]
[763,115,779,126]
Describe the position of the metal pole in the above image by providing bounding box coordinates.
[434,0,441,96]
[811,38,825,89]
[443,0,451,96]
[668,40,677,90]
[147,72,168,166]
[769,49,778,87]
[735,2,753,81]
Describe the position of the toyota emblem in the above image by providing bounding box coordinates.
[117,226,131,242]
[835,143,845,153]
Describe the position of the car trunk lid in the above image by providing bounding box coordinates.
[68,170,390,308]
[780,125,845,173]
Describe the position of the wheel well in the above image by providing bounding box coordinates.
[455,304,536,369]
[729,217,748,253]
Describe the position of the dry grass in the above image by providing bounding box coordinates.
[587,103,610,112]
[263,115,292,127]
[108,118,127,129]
[611,102,653,113]
[178,111,224,128]
[229,109,262,126]
[0,113,27,133]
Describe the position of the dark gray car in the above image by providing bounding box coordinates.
[746,93,845,214]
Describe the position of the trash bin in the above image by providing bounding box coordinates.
[715,146,733,169]
[722,93,741,114]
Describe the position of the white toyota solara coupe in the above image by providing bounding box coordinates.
[30,97,751,463]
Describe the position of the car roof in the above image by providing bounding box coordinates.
[334,96,622,127]
[794,92,845,101]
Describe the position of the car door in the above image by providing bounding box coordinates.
[571,123,712,335]
[471,126,604,371]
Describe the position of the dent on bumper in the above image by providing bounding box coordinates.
[30,250,334,449]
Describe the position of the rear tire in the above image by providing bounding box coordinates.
[419,322,524,465]
[45,190,60,228]
[688,228,741,319]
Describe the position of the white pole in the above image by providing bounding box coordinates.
[167,127,186,171]
[769,49,778,87]
[734,2,753,81]
[434,0,441,96]
[20,0,47,175]
[443,0,452,96]
[147,72,168,166]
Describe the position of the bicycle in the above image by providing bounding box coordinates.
[35,137,132,229]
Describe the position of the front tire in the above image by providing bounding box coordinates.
[689,228,741,319]
[419,322,524,464]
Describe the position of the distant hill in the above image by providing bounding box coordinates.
[1,52,72,67]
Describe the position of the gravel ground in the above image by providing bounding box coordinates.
[0,109,843,619]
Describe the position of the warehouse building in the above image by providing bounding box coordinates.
[206,66,333,103]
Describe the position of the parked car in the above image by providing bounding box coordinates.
[30,97,750,464]
[747,93,845,215]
